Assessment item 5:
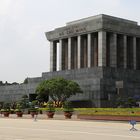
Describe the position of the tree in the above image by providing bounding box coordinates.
[36,77,83,102]
[23,78,28,84]
[35,81,49,102]
[0,81,4,86]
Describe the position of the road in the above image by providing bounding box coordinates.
[0,118,139,140]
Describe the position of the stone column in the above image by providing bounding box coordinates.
[68,38,71,70]
[123,35,127,68]
[50,41,57,72]
[98,31,106,66]
[87,34,91,68]
[50,41,53,72]
[133,37,136,70]
[59,39,62,71]
[110,33,117,67]
[78,35,81,69]
[94,36,98,66]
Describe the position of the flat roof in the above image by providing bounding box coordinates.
[66,14,137,26]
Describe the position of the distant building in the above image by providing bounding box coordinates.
[1,14,140,107]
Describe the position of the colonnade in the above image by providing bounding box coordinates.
[50,31,140,71]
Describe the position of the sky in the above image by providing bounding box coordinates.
[0,0,140,83]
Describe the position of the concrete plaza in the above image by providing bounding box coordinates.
[0,118,139,140]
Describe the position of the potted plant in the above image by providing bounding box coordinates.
[46,101,55,118]
[1,103,10,117]
[15,109,23,117]
[15,108,23,117]
[29,108,38,118]
[1,109,10,117]
[29,100,39,118]
[63,101,74,119]
[15,103,23,117]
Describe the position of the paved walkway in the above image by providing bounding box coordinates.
[0,118,139,140]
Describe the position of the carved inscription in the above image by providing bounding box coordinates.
[59,25,87,37]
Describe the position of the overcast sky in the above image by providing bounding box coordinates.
[0,0,140,83]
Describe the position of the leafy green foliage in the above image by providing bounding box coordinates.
[29,108,38,112]
[16,103,22,110]
[18,95,30,109]
[23,78,28,84]
[116,97,137,107]
[15,108,22,112]
[63,101,73,112]
[2,103,10,111]
[46,101,55,112]
[35,80,49,102]
[36,77,83,102]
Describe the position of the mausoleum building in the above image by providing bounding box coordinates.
[44,14,140,107]
[1,14,140,107]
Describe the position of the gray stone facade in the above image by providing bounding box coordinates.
[0,77,42,103]
[42,67,140,107]
[1,14,140,107]
[45,14,140,107]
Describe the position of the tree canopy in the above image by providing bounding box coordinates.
[35,77,83,102]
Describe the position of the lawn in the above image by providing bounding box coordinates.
[75,108,140,116]
[39,107,140,116]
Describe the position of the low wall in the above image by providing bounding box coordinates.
[77,114,140,121]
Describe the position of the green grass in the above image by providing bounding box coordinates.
[74,108,140,116]
[38,108,140,116]
[39,108,63,111]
